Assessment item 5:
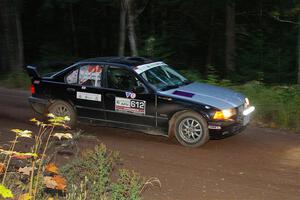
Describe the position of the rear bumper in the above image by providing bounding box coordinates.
[28,96,48,115]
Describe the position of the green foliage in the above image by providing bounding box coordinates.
[61,144,121,200]
[141,36,156,57]
[140,35,175,61]
[181,67,233,87]
[233,82,300,131]
[1,116,157,199]
[61,144,151,200]
[0,70,31,89]
[111,169,143,200]
[1,0,300,84]
[235,31,296,84]
[180,69,204,82]
[65,177,88,200]
[0,115,72,200]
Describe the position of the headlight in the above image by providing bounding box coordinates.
[213,108,237,120]
[245,98,250,107]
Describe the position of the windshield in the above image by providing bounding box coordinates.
[134,62,191,91]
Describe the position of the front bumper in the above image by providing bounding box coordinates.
[208,122,247,139]
[208,106,255,139]
[28,96,49,115]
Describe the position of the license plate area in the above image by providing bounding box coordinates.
[243,115,250,126]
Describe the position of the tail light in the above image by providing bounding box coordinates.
[31,84,35,94]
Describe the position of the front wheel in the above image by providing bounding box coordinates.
[47,100,77,128]
[173,111,209,148]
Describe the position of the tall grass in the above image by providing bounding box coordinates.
[233,82,300,131]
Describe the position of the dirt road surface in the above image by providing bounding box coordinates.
[0,87,299,200]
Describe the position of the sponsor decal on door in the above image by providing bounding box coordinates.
[76,92,102,102]
[125,92,136,99]
[115,97,146,115]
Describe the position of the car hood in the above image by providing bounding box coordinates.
[158,82,246,110]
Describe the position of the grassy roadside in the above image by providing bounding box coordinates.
[1,70,300,132]
[233,82,300,131]
[0,116,159,200]
[0,70,31,89]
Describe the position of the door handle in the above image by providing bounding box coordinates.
[67,88,76,93]
[105,93,115,99]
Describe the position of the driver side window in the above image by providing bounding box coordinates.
[107,67,144,91]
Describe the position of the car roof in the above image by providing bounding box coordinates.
[78,56,154,67]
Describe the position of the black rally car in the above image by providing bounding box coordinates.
[27,57,255,147]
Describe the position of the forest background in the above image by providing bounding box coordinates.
[0,0,300,131]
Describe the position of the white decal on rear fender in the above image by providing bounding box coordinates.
[76,92,102,102]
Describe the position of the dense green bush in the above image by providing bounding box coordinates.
[111,169,143,200]
[61,144,146,200]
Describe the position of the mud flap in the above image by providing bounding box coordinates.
[28,96,48,115]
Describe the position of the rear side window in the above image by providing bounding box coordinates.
[66,69,78,84]
[79,65,103,87]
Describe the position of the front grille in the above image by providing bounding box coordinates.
[236,104,245,122]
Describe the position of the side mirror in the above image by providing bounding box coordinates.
[133,85,145,93]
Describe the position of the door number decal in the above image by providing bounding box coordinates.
[115,97,146,115]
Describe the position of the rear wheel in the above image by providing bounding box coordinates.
[173,111,209,148]
[47,100,77,128]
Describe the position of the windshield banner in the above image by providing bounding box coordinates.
[134,62,165,74]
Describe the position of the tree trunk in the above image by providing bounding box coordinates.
[297,13,300,84]
[205,7,215,75]
[225,0,236,73]
[126,0,138,56]
[69,3,78,57]
[0,0,24,71]
[15,1,24,70]
[0,1,8,71]
[118,0,127,56]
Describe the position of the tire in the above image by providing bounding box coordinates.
[173,111,209,148]
[47,100,77,128]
